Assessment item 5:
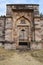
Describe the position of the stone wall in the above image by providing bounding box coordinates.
[6,4,39,16]
[34,17,41,42]
[0,4,43,49]
[0,16,5,46]
[5,17,13,42]
[40,18,43,42]
[31,42,43,49]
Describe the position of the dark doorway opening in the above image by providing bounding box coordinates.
[19,42,28,45]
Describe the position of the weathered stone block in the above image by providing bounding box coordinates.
[31,43,43,49]
[0,43,2,46]
[4,43,12,49]
[11,44,16,49]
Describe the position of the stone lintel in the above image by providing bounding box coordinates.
[6,4,39,6]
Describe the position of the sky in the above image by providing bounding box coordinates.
[0,0,43,16]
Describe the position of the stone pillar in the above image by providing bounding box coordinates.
[5,17,13,49]
[13,28,19,49]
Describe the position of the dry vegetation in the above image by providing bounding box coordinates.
[0,47,43,65]
[0,47,14,60]
[31,50,43,63]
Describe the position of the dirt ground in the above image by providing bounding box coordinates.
[0,48,43,65]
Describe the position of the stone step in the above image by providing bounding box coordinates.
[16,46,30,50]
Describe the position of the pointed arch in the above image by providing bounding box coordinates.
[15,16,31,23]
[15,16,31,26]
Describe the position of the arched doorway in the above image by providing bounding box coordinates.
[15,17,31,49]
[19,28,28,46]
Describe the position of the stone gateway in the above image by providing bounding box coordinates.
[0,4,43,49]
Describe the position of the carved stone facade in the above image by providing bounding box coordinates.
[0,4,43,49]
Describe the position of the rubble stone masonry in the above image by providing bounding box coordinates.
[0,4,43,49]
